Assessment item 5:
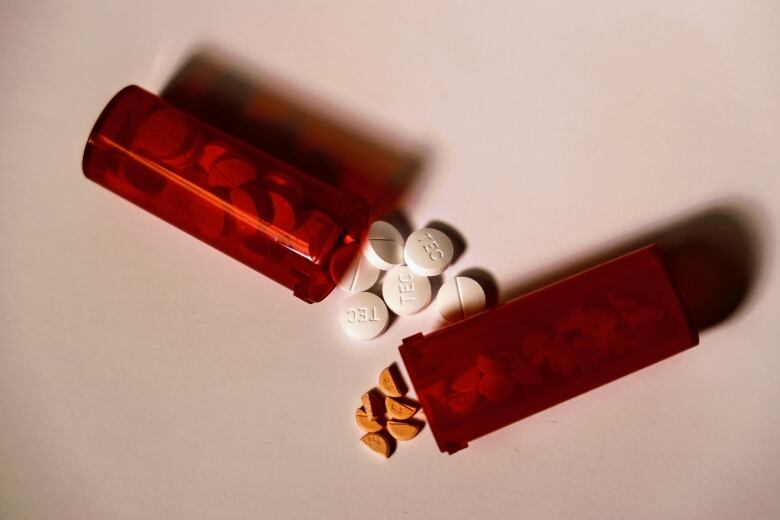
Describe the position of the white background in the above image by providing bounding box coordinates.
[1,1,779,519]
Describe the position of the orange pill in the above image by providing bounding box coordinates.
[387,420,421,441]
[446,391,480,414]
[476,354,505,375]
[361,391,384,419]
[355,407,384,433]
[478,373,515,402]
[385,396,418,420]
[360,432,391,459]
[452,366,482,392]
[262,171,304,202]
[267,187,300,231]
[163,129,204,169]
[199,140,236,172]
[229,187,272,236]
[378,365,406,398]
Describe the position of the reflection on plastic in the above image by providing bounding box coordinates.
[399,245,699,454]
[82,85,369,303]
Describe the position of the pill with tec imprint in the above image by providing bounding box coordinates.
[362,220,405,270]
[339,292,389,340]
[436,276,486,322]
[381,265,432,315]
[330,244,380,293]
[404,228,454,276]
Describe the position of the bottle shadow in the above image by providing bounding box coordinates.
[160,45,428,221]
[501,200,769,331]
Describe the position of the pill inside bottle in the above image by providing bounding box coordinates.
[82,85,371,303]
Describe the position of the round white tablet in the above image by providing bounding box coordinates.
[331,244,381,293]
[362,220,405,270]
[339,292,390,340]
[436,276,486,322]
[381,265,432,315]
[404,228,454,277]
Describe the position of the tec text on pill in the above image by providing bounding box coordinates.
[404,228,454,276]
[436,276,486,322]
[339,292,390,340]
[381,265,432,315]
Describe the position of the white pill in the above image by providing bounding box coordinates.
[362,220,405,270]
[381,265,432,315]
[404,228,454,277]
[339,292,390,340]
[332,245,381,293]
[436,276,486,322]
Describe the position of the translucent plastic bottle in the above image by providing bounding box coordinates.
[399,245,699,454]
[82,86,369,302]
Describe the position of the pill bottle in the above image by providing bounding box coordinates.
[82,86,369,303]
[399,245,699,454]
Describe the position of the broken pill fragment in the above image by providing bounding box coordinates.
[378,366,405,398]
[387,420,421,441]
[385,396,418,420]
[478,373,515,402]
[451,366,482,392]
[446,391,480,414]
[360,432,391,458]
[361,391,384,418]
[355,407,384,433]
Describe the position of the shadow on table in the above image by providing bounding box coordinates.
[160,45,428,221]
[501,200,769,331]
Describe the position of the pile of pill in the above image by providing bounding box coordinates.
[338,220,488,340]
[356,365,423,459]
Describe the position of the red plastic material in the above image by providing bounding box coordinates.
[83,86,369,302]
[399,246,699,454]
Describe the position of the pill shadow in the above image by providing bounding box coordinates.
[502,201,768,331]
[425,220,467,265]
[161,46,427,220]
[385,362,409,396]
[457,268,500,309]
[381,210,414,241]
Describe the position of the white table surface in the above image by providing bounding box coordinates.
[2,1,779,519]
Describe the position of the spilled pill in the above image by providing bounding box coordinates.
[404,228,454,277]
[381,265,432,315]
[340,292,389,340]
[436,276,486,322]
[355,407,384,433]
[387,420,421,441]
[331,244,380,293]
[360,391,384,418]
[385,396,418,420]
[362,220,405,270]
[360,432,391,458]
[378,366,405,398]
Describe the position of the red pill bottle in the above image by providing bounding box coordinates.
[82,86,369,302]
[399,245,699,454]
